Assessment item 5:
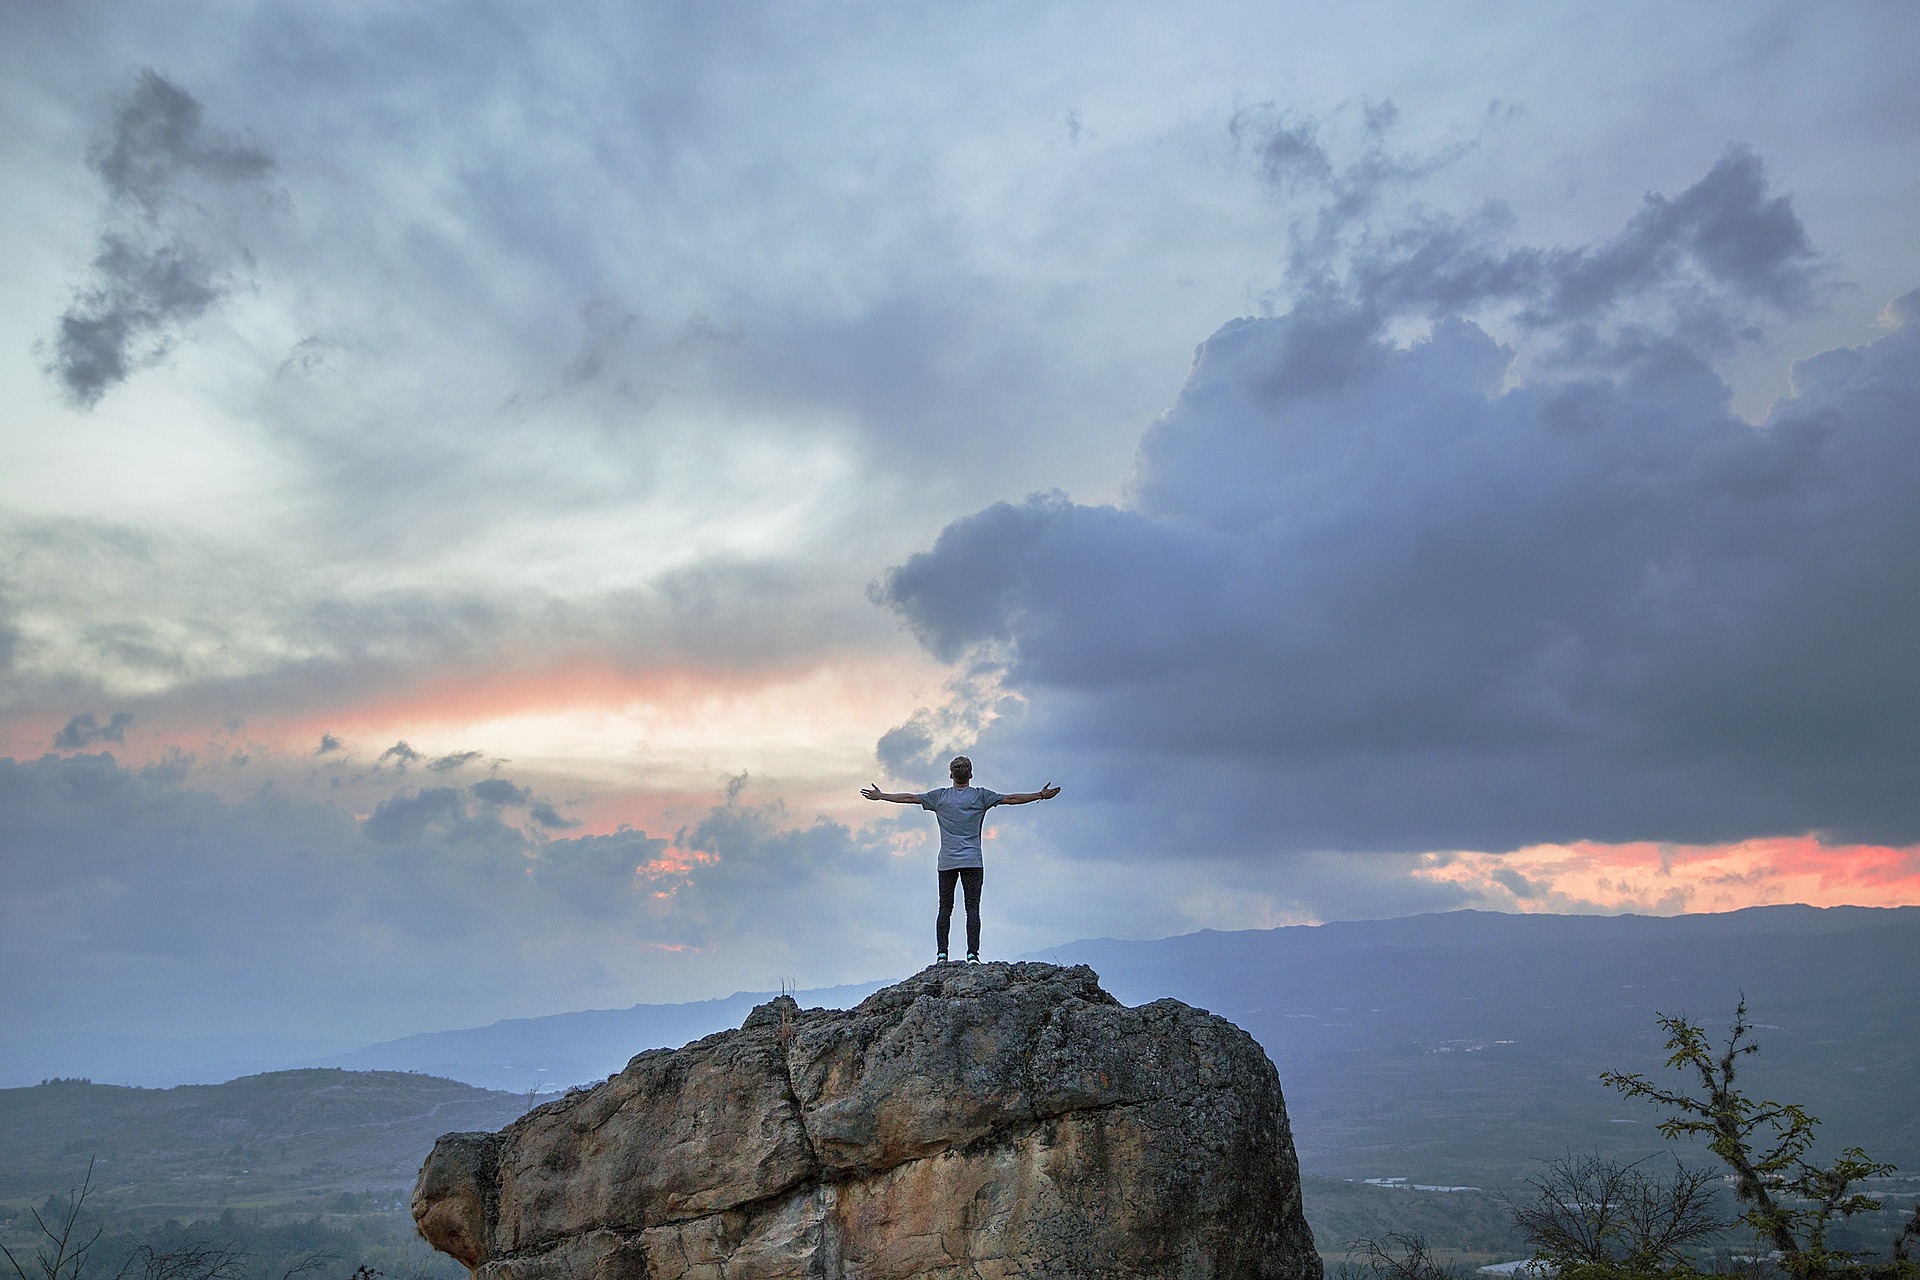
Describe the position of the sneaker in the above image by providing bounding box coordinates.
[936,951,948,964]
[966,953,980,964]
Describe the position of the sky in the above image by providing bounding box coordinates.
[3,1,1919,1087]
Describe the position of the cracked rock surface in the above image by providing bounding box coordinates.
[413,962,1320,1280]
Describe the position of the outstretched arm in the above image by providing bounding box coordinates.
[997,783,1061,805]
[862,784,923,804]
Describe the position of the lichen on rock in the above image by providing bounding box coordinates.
[413,961,1320,1280]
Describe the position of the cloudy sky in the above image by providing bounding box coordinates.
[4,1,1919,1086]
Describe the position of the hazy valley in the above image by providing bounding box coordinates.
[6,905,1917,1270]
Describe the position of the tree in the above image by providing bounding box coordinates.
[124,1245,247,1280]
[1509,1152,1725,1278]
[1601,999,1920,1280]
[1338,1233,1465,1280]
[0,1162,317,1280]
[1,1162,108,1280]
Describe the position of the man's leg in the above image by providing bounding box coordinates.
[936,868,960,958]
[960,867,983,958]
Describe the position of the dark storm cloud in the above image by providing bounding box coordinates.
[879,156,1920,858]
[53,711,134,749]
[1231,98,1452,213]
[1241,136,1822,361]
[376,740,423,770]
[1231,108,1332,191]
[1526,146,1817,323]
[363,786,512,844]
[88,70,273,212]
[47,70,275,407]
[1492,867,1549,900]
[529,802,582,831]
[659,799,920,944]
[1228,106,1820,371]
[464,777,579,828]
[1456,147,1814,348]
[874,670,1019,779]
[874,719,940,778]
[469,777,532,806]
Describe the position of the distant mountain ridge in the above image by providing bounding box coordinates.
[0,1068,527,1210]
[318,904,1920,1186]
[3,906,1913,1218]
[308,980,888,1092]
[1042,903,1920,1183]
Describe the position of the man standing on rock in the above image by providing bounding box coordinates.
[862,756,1060,965]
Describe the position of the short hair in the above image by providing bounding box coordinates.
[949,755,973,774]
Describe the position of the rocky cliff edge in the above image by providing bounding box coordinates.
[413,961,1320,1280]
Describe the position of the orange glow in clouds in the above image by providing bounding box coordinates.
[1415,835,1920,914]
[0,651,960,839]
[265,654,950,819]
[638,846,717,879]
[287,657,933,755]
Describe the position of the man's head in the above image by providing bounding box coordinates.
[949,755,973,786]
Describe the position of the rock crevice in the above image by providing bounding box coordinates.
[414,961,1319,1280]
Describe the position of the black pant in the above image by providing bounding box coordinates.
[937,867,983,956]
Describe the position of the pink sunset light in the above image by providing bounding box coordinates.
[1419,837,1920,915]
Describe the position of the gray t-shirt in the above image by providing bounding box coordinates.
[919,786,1007,870]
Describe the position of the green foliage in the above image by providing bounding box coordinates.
[0,1164,460,1280]
[1601,999,1920,1280]
[97,1213,454,1280]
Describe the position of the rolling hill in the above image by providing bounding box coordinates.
[0,1069,527,1214]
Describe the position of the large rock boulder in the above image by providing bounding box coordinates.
[414,962,1319,1280]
